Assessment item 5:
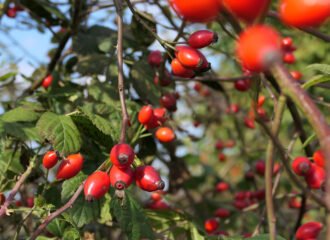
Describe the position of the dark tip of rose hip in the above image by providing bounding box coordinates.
[85,195,94,202]
[118,154,129,164]
[157,180,165,190]
[213,33,219,43]
[115,181,126,190]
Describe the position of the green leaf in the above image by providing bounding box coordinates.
[302,75,330,89]
[79,106,114,136]
[100,193,112,224]
[0,72,16,82]
[67,196,100,228]
[0,148,23,175]
[246,234,286,240]
[47,218,67,237]
[1,107,39,122]
[188,223,204,240]
[111,191,154,240]
[61,172,86,202]
[307,63,330,75]
[36,112,82,155]
[0,120,41,141]
[130,11,157,47]
[98,38,112,53]
[62,227,80,240]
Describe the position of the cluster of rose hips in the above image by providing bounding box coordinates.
[5,4,24,18]
[282,37,296,65]
[292,149,325,189]
[138,105,175,143]
[171,30,216,78]
[243,95,269,129]
[214,139,236,162]
[0,191,34,209]
[41,143,165,201]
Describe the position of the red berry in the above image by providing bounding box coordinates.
[292,157,312,176]
[42,150,59,169]
[155,127,175,143]
[0,193,5,205]
[15,200,22,207]
[234,79,251,92]
[188,30,218,49]
[245,171,255,180]
[26,197,34,208]
[110,144,135,169]
[236,25,282,72]
[223,0,270,22]
[305,164,325,189]
[218,153,226,162]
[171,58,195,78]
[176,46,203,69]
[42,75,53,89]
[226,104,240,114]
[138,105,154,125]
[244,117,255,129]
[169,0,222,23]
[290,70,302,81]
[109,165,134,190]
[146,200,170,210]
[6,8,17,18]
[233,199,249,210]
[193,82,202,92]
[84,171,110,201]
[214,208,230,218]
[288,196,302,209]
[160,93,177,112]
[254,189,266,201]
[282,37,296,51]
[215,140,224,150]
[150,192,163,202]
[313,149,325,168]
[153,108,167,125]
[295,221,323,240]
[255,160,266,176]
[257,95,266,108]
[148,50,163,67]
[204,218,219,233]
[135,166,165,192]
[216,182,229,192]
[56,153,84,180]
[279,0,330,28]
[283,52,296,64]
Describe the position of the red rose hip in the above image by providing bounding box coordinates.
[84,171,110,201]
[110,144,135,169]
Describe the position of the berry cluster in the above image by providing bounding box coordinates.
[292,150,326,189]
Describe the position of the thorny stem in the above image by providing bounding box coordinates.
[114,0,130,144]
[30,183,84,240]
[0,156,36,217]
[264,95,286,240]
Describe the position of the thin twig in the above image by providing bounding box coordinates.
[30,184,84,240]
[0,156,36,217]
[264,95,286,240]
[114,0,130,144]
[173,75,249,82]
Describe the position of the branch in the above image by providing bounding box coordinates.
[0,156,36,217]
[114,0,129,144]
[264,95,286,240]
[30,183,84,240]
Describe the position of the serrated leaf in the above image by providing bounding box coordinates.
[61,172,86,202]
[67,196,100,228]
[111,191,154,240]
[189,223,204,240]
[307,64,330,75]
[1,107,39,122]
[100,193,112,224]
[37,112,82,155]
[302,75,330,89]
[79,106,113,136]
[0,121,41,141]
